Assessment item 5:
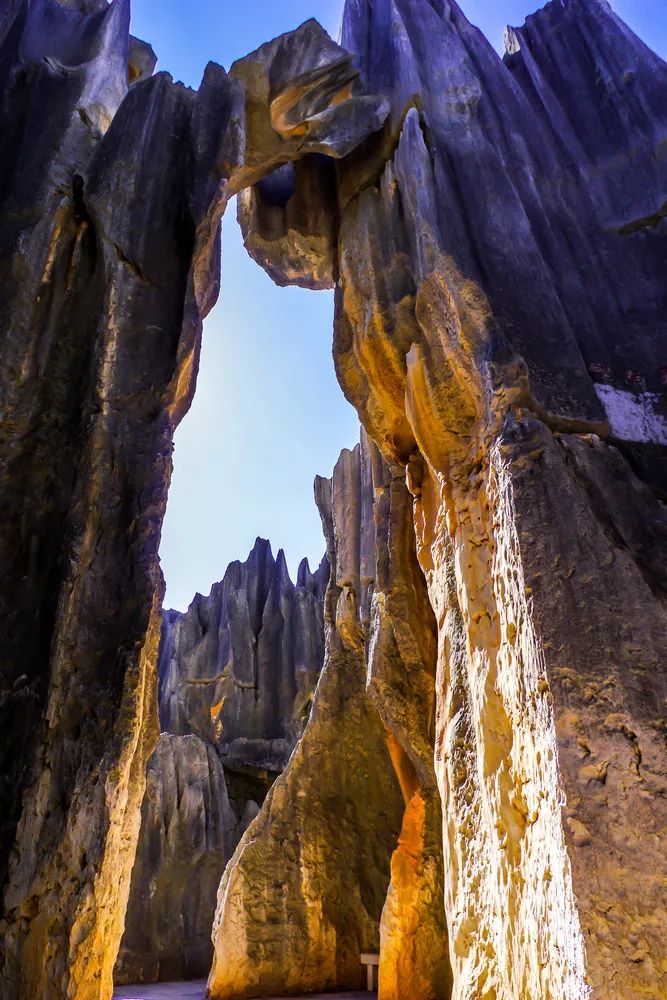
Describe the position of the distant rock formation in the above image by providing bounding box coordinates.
[115,540,327,984]
[159,538,328,767]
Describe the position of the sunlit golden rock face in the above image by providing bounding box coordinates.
[405,416,667,999]
[379,749,452,1000]
[365,456,452,1000]
[419,447,589,999]
[207,437,407,998]
[237,1,667,997]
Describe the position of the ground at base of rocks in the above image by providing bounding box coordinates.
[113,983,375,1000]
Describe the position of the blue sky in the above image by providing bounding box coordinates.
[128,1,667,610]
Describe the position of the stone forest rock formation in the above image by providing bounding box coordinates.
[157,539,328,767]
[114,732,237,986]
[0,1,665,999]
[115,540,327,984]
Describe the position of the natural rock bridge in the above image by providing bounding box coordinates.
[0,1,665,999]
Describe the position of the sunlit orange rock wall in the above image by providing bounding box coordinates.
[208,432,452,998]
[238,1,667,997]
[338,4,667,997]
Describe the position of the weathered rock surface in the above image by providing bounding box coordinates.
[3,1,667,998]
[208,434,417,999]
[114,734,237,986]
[116,541,327,985]
[0,5,386,997]
[237,2,667,998]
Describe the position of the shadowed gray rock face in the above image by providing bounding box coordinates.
[115,540,328,985]
[0,2,386,995]
[114,735,237,986]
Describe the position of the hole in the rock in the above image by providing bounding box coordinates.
[110,8,397,999]
[113,194,360,992]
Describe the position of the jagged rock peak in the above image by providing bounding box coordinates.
[1,0,142,131]
[165,536,328,638]
[157,539,329,761]
[296,552,329,591]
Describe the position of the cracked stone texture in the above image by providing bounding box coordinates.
[238,1,667,997]
[116,541,327,985]
[0,4,387,997]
